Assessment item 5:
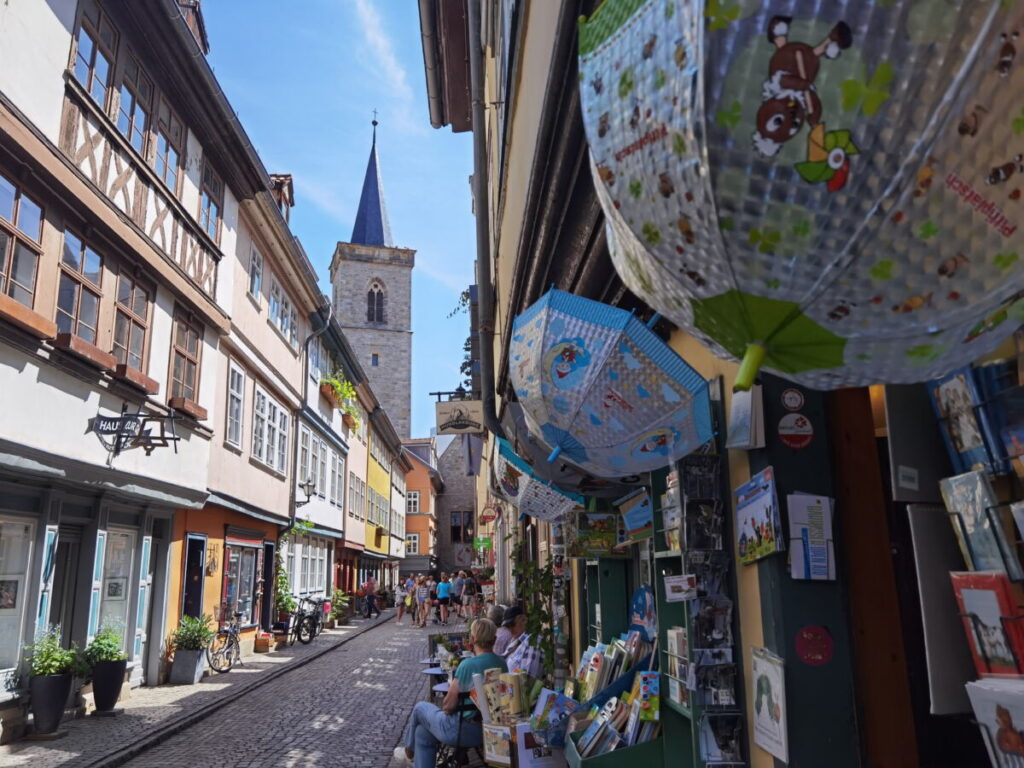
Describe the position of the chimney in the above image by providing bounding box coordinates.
[177,1,210,55]
[269,174,295,224]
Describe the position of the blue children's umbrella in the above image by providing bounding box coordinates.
[510,289,712,478]
[493,438,585,523]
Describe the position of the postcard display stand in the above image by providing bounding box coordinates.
[653,378,747,768]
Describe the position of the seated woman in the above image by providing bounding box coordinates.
[394,618,508,768]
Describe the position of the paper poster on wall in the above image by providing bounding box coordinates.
[751,647,788,763]
[787,494,835,580]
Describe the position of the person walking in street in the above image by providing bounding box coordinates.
[451,571,466,620]
[461,570,478,618]
[393,618,507,768]
[436,573,452,626]
[362,575,380,619]
[415,575,430,627]
[395,576,411,625]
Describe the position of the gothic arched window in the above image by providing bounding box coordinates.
[367,280,385,324]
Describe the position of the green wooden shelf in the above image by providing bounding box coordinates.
[664,696,693,720]
[654,549,683,559]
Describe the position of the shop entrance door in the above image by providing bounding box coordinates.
[261,542,275,631]
[181,535,206,619]
[50,527,83,647]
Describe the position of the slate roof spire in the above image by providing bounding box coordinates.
[350,117,394,247]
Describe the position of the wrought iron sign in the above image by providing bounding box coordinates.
[92,403,181,466]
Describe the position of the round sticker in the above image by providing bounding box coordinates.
[781,388,805,411]
[795,625,834,666]
[480,506,498,523]
[778,412,814,449]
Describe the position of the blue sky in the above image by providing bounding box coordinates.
[203,0,475,438]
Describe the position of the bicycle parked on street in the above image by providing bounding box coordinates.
[297,595,329,644]
[207,611,245,673]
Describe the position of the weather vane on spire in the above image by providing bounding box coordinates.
[372,108,378,127]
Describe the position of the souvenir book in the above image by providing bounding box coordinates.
[751,647,788,762]
[637,671,660,721]
[995,386,1024,479]
[950,571,1024,676]
[966,677,1024,768]
[684,500,724,550]
[692,596,733,648]
[661,485,683,551]
[699,712,744,764]
[499,672,526,716]
[725,384,765,450]
[735,467,783,565]
[941,471,1023,580]
[471,672,492,723]
[972,361,1017,475]
[929,368,992,474]
[482,723,513,767]
[616,488,654,541]
[530,688,579,748]
[515,721,564,768]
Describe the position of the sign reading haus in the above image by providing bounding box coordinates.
[435,400,484,434]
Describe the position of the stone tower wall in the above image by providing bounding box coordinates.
[436,437,475,572]
[330,243,414,438]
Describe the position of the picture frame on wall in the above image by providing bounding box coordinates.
[950,571,1024,676]
[105,576,129,602]
[0,577,21,615]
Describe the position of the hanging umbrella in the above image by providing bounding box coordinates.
[501,401,643,498]
[509,289,713,478]
[578,0,1024,391]
[492,438,585,522]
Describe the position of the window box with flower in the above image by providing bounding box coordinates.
[319,371,361,429]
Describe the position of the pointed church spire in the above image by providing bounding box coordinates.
[350,116,394,248]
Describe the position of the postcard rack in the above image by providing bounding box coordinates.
[946,504,1024,582]
[652,377,747,768]
[959,612,1024,675]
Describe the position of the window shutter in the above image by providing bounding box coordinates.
[88,530,107,640]
[35,525,59,637]
[134,535,152,660]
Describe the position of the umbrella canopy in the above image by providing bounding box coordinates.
[501,401,643,498]
[579,0,1024,391]
[509,289,713,478]
[493,438,585,522]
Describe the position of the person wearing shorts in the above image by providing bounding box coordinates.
[415,575,430,627]
[436,573,452,625]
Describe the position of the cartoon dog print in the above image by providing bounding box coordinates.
[752,16,853,157]
[998,31,1019,77]
[987,154,1024,185]
[958,105,988,137]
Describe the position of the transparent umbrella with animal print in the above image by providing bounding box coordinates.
[579,0,1024,391]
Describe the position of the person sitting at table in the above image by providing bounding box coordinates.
[394,618,507,768]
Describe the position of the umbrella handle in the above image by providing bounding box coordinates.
[734,344,766,392]
[548,445,563,463]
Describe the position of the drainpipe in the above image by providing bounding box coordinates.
[467,0,505,441]
[285,301,334,538]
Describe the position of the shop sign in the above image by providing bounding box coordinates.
[435,400,485,434]
[473,536,492,550]
[479,505,498,523]
[777,413,814,450]
[91,405,180,464]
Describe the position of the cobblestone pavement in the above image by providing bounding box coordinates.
[0,610,411,768]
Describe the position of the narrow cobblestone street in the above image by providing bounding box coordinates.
[0,613,455,768]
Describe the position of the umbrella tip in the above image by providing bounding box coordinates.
[734,344,766,392]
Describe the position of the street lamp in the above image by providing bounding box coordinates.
[295,477,316,508]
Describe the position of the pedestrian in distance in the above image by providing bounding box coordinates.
[393,618,507,768]
[451,570,466,619]
[415,575,430,628]
[395,575,412,625]
[461,570,479,618]
[436,573,452,626]
[362,575,380,619]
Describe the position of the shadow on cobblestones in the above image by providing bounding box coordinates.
[0,612,399,768]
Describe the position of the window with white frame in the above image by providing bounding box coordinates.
[299,537,309,592]
[359,478,366,519]
[407,491,420,515]
[299,426,311,485]
[317,439,327,499]
[226,361,244,447]
[248,247,262,299]
[310,438,320,494]
[405,533,419,555]
[252,387,288,473]
[348,472,356,517]
[329,452,338,505]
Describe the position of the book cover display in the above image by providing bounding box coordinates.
[966,678,1024,768]
[950,571,1024,676]
[734,467,784,565]
[616,489,654,542]
[482,723,513,767]
[929,368,993,474]
[941,471,1023,580]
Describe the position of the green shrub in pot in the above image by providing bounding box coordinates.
[83,626,128,713]
[26,626,83,734]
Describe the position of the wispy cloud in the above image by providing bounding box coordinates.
[351,0,424,134]
[296,175,352,224]
[417,257,474,292]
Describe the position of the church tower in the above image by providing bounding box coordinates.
[329,121,414,438]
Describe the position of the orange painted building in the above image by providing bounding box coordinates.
[401,438,443,575]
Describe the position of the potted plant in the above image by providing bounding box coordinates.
[26,626,81,734]
[320,371,360,429]
[83,626,128,714]
[169,614,214,684]
[330,589,351,627]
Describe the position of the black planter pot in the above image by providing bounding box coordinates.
[90,659,127,713]
[29,673,72,734]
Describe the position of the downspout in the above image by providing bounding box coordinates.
[467,0,505,441]
[285,301,334,538]
[418,0,445,129]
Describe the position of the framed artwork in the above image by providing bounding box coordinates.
[105,576,129,602]
[0,577,21,615]
[950,571,1023,676]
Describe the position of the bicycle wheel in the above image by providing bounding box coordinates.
[298,615,316,644]
[207,632,234,673]
[287,614,299,646]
